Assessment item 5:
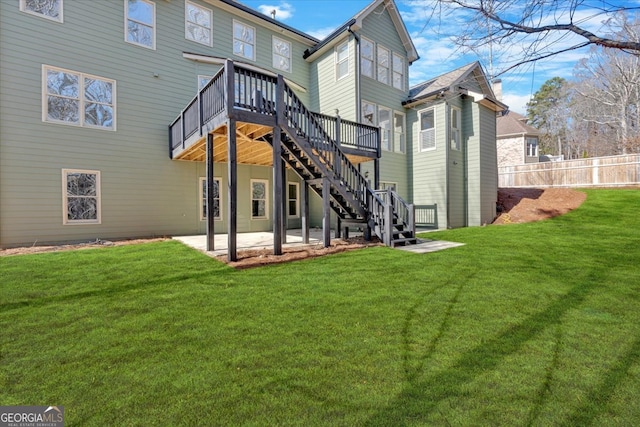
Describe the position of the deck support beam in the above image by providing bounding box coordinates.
[281,161,287,244]
[272,127,283,255]
[227,118,238,262]
[322,177,331,248]
[206,133,215,251]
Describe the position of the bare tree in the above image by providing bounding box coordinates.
[572,13,640,155]
[429,0,640,75]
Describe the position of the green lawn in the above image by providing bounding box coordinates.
[2,188,640,426]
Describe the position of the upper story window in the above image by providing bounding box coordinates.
[272,36,291,73]
[450,106,461,151]
[361,100,376,126]
[63,169,101,225]
[420,108,435,152]
[361,37,374,79]
[20,0,62,22]
[185,1,212,46]
[392,53,404,90]
[233,20,256,61]
[394,112,405,153]
[44,65,116,130]
[527,137,539,157]
[126,0,156,49]
[335,41,349,80]
[379,107,392,152]
[377,45,390,85]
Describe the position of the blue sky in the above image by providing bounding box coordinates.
[238,0,637,114]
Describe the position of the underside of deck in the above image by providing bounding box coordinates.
[174,122,375,166]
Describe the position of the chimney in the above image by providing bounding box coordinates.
[492,79,503,102]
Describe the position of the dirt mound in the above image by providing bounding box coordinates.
[494,187,586,224]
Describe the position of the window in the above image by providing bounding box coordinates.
[251,179,268,219]
[361,37,374,78]
[198,75,213,90]
[420,109,435,152]
[380,182,397,192]
[394,112,405,153]
[185,1,212,46]
[20,0,62,22]
[361,101,376,126]
[44,65,116,130]
[392,53,404,90]
[272,36,292,73]
[233,20,255,61]
[450,107,461,151]
[379,107,392,151]
[63,169,101,224]
[377,45,390,85]
[288,182,299,217]
[126,0,155,49]
[199,177,221,220]
[335,41,349,80]
[527,137,539,157]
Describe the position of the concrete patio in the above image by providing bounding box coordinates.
[172,228,464,257]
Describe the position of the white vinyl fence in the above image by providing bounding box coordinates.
[499,154,640,188]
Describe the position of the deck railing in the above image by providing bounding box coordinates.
[374,189,415,244]
[169,61,380,156]
[415,204,438,228]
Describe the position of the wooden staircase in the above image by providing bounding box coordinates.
[169,60,417,248]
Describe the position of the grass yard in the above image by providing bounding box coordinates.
[1,188,640,426]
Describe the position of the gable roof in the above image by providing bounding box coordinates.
[497,111,540,137]
[403,61,507,111]
[303,0,419,63]
[216,0,319,45]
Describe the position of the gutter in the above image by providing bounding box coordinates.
[303,19,357,61]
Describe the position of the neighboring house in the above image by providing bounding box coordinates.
[497,110,541,167]
[0,0,506,253]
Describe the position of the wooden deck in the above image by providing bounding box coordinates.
[174,122,376,166]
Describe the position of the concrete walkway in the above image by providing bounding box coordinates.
[173,229,463,256]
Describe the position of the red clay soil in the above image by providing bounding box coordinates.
[0,188,586,267]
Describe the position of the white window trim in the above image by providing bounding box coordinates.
[378,106,392,152]
[394,111,406,154]
[185,0,213,47]
[233,19,256,61]
[450,106,462,151]
[272,36,292,73]
[380,182,398,193]
[288,182,300,218]
[392,52,405,91]
[360,37,375,79]
[42,65,117,131]
[250,179,269,220]
[125,0,156,50]
[526,137,539,157]
[419,107,436,152]
[20,0,63,22]
[62,169,101,225]
[199,177,222,221]
[377,45,390,85]
[335,41,349,81]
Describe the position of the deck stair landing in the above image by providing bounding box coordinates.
[169,60,417,248]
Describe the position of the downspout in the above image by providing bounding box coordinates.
[348,27,361,120]
[445,100,450,228]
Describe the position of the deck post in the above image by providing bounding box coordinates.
[227,118,238,262]
[322,177,331,248]
[272,126,283,256]
[281,161,287,244]
[301,180,310,244]
[206,133,215,251]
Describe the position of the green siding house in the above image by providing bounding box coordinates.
[0,0,506,255]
